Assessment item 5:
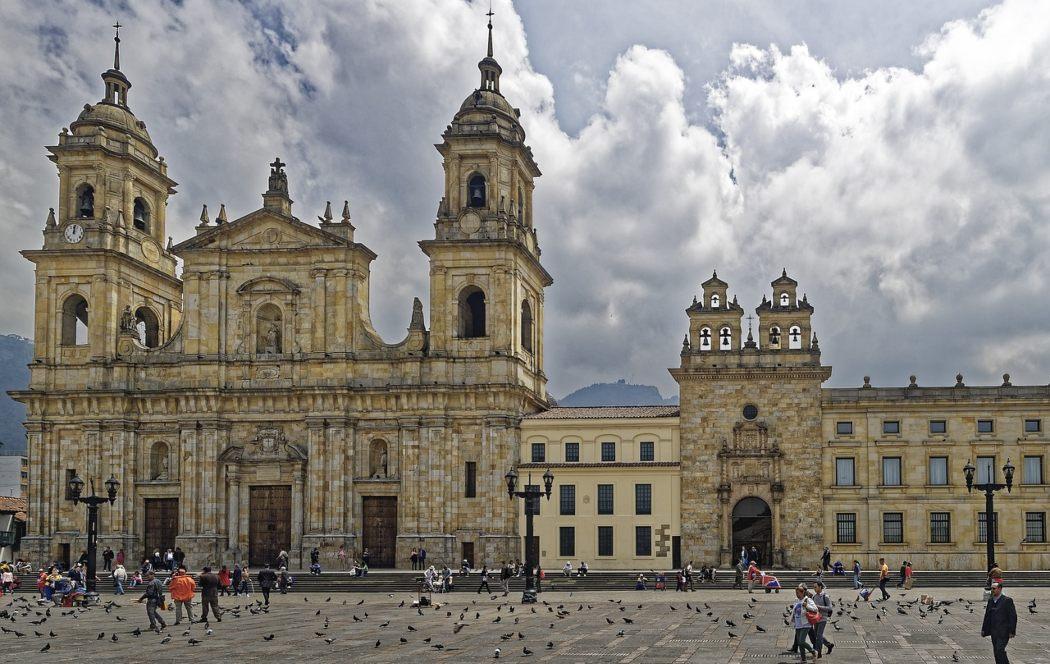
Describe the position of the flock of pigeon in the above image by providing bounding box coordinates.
[0,589,1041,659]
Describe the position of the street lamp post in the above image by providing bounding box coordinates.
[505,466,553,604]
[963,458,1014,589]
[67,473,120,602]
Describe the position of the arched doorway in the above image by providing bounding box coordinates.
[732,497,773,567]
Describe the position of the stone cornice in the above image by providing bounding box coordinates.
[670,366,832,382]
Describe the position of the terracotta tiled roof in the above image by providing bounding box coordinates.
[524,406,680,420]
[0,496,27,521]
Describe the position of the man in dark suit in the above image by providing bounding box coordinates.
[981,581,1017,664]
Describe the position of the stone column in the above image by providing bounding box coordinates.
[179,424,198,535]
[25,422,47,536]
[306,417,326,533]
[345,421,357,534]
[311,268,326,353]
[226,467,240,555]
[292,466,305,567]
[325,421,346,534]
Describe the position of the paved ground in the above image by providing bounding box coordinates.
[2,586,1048,663]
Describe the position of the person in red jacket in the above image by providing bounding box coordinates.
[168,566,197,625]
[218,565,231,596]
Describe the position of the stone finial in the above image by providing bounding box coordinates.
[341,200,352,224]
[781,268,787,278]
[862,376,871,388]
[732,294,738,306]
[762,294,768,305]
[955,373,965,387]
[691,295,697,306]
[319,200,333,224]
[409,297,426,331]
[115,209,126,228]
[45,207,56,229]
[217,204,228,224]
[802,293,808,304]
[166,236,173,251]
[811,333,819,350]
[682,334,690,352]
[1002,373,1012,387]
[908,375,917,388]
[712,269,718,279]
[199,204,210,225]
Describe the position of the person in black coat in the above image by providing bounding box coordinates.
[981,582,1017,664]
[257,565,278,606]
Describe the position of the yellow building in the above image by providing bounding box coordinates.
[520,407,681,570]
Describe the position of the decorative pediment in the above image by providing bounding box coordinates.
[220,426,308,463]
[172,208,350,254]
[720,421,778,457]
[236,276,302,295]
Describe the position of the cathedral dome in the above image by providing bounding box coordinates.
[72,100,152,144]
[458,88,517,118]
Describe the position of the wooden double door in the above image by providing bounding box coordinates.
[144,498,178,561]
[249,486,291,567]
[362,497,397,568]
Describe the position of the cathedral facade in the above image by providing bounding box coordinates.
[14,26,1050,573]
[14,27,549,569]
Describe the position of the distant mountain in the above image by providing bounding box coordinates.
[0,335,32,454]
[557,379,678,407]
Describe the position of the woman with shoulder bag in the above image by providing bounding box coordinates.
[781,584,819,661]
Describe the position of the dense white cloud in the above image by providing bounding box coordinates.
[0,0,1048,397]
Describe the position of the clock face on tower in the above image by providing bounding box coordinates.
[64,223,84,244]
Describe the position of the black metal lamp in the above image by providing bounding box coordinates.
[105,475,120,503]
[505,468,518,498]
[542,467,554,498]
[1003,458,1015,492]
[963,459,975,492]
[68,473,85,503]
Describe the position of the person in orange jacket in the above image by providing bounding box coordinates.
[168,566,197,625]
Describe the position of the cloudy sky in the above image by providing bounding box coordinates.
[1,0,1048,398]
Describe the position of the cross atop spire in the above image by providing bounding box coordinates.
[486,1,494,58]
[112,21,122,70]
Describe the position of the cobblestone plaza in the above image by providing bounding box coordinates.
[2,586,1048,663]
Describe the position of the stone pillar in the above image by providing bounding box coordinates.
[25,422,48,537]
[325,421,346,534]
[292,466,305,567]
[306,417,326,533]
[311,268,326,353]
[333,269,348,350]
[179,424,198,535]
[226,467,241,557]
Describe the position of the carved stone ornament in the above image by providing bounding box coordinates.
[119,305,136,334]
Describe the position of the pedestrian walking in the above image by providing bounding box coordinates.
[820,546,831,572]
[851,559,862,590]
[878,557,890,600]
[102,546,114,572]
[782,584,818,662]
[232,564,243,596]
[749,545,759,566]
[338,544,348,570]
[896,560,907,588]
[685,561,695,591]
[810,581,835,656]
[477,565,491,594]
[740,546,748,567]
[904,561,914,590]
[733,562,743,589]
[168,566,196,625]
[198,566,222,623]
[419,547,427,569]
[278,567,291,594]
[116,548,125,567]
[257,564,277,605]
[112,563,127,595]
[174,547,186,569]
[747,561,760,593]
[410,548,418,570]
[137,571,168,633]
[218,565,231,596]
[500,561,511,596]
[981,581,1017,664]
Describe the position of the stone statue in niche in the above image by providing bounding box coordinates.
[369,439,389,478]
[119,305,136,334]
[264,321,281,354]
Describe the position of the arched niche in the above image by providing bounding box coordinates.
[369,439,389,479]
[61,294,89,346]
[135,306,160,348]
[150,441,170,480]
[458,286,486,338]
[256,303,283,354]
[520,299,534,353]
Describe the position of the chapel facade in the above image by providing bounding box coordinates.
[14,23,550,569]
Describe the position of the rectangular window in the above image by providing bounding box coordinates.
[882,420,900,435]
[930,512,951,543]
[1025,512,1046,543]
[929,419,947,435]
[559,484,576,516]
[639,441,655,462]
[601,441,616,462]
[977,456,996,484]
[564,442,580,463]
[881,457,902,486]
[836,421,854,436]
[559,527,575,558]
[836,513,856,544]
[635,484,652,515]
[1023,456,1043,485]
[1025,419,1043,434]
[978,511,1000,543]
[531,443,546,463]
[835,458,855,486]
[977,419,994,434]
[883,512,904,544]
[598,526,614,556]
[635,526,652,556]
[464,461,477,498]
[597,484,614,515]
[525,485,540,516]
[928,456,948,485]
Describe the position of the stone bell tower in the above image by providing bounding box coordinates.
[24,24,181,365]
[672,270,831,569]
[419,11,552,401]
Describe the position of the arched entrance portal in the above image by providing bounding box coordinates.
[732,497,773,567]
